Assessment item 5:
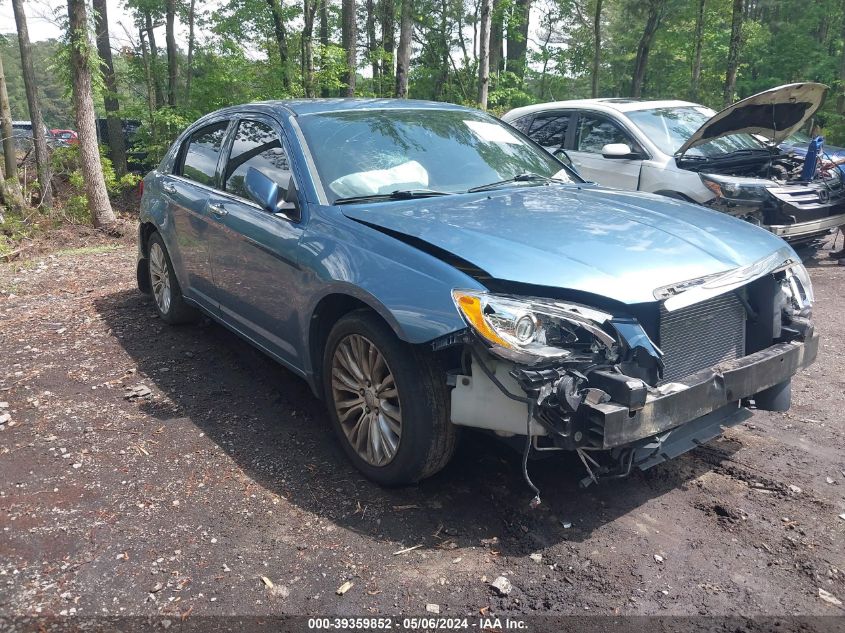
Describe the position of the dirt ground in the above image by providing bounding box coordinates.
[1,228,844,629]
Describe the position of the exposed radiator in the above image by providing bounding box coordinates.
[659,291,747,383]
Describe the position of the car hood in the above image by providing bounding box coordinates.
[676,83,828,156]
[340,185,793,306]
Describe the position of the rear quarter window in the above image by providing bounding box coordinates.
[508,115,534,134]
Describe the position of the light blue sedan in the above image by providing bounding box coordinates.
[136,99,818,491]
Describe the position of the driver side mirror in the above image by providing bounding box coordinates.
[601,143,640,159]
[244,166,301,222]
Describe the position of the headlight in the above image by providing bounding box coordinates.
[452,290,617,365]
[700,173,768,203]
[780,263,813,319]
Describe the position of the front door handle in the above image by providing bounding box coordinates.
[209,203,228,218]
[162,182,177,194]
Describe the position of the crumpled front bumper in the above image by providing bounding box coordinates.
[588,334,819,449]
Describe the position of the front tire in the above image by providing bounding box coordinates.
[322,311,457,486]
[147,232,198,324]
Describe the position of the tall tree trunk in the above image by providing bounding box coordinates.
[395,0,411,97]
[591,0,602,98]
[505,0,530,79]
[185,0,196,104]
[723,0,742,106]
[342,0,357,95]
[92,0,128,176]
[139,29,156,123]
[303,0,318,96]
[0,51,24,211]
[366,0,380,83]
[165,0,177,107]
[690,0,705,100]
[838,0,845,113]
[477,0,491,108]
[67,0,116,228]
[435,0,448,98]
[267,0,291,91]
[319,0,330,96]
[489,0,503,74]
[630,0,665,98]
[0,53,24,215]
[380,0,395,84]
[144,10,165,108]
[11,0,52,207]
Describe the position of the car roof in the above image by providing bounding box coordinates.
[503,98,703,120]
[204,98,477,119]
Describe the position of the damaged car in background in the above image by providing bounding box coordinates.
[136,100,818,500]
[505,83,845,245]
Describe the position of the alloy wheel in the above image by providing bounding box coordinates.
[330,334,402,467]
[149,242,172,315]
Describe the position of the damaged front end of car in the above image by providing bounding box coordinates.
[676,82,845,243]
[445,248,819,494]
[692,158,845,243]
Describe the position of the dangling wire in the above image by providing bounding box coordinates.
[522,400,541,508]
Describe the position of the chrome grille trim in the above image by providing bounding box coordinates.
[659,291,746,383]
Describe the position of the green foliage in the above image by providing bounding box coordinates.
[51,145,141,223]
[0,36,72,128]
[6,0,845,178]
[132,106,195,165]
[316,44,351,95]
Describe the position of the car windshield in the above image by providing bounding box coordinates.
[785,131,812,144]
[296,108,578,203]
[627,106,766,158]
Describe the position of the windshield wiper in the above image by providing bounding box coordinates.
[334,189,452,205]
[467,172,562,193]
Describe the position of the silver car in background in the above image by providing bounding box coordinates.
[504,83,845,244]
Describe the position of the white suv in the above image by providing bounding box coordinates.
[503,83,845,244]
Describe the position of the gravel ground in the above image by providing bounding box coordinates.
[1,232,844,627]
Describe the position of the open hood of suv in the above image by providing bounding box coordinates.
[676,83,828,156]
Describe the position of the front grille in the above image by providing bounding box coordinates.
[659,292,746,383]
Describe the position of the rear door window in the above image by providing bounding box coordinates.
[223,119,291,200]
[179,121,229,186]
[526,112,572,150]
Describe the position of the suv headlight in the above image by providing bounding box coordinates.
[700,173,768,203]
[452,290,617,365]
[781,262,813,319]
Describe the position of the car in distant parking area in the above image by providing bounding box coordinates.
[504,83,845,244]
[136,99,817,490]
[50,129,79,145]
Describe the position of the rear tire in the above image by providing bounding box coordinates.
[322,310,457,486]
[147,232,198,325]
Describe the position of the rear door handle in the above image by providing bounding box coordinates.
[209,202,228,218]
[162,182,177,194]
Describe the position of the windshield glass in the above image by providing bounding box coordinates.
[785,131,812,144]
[627,106,766,158]
[297,109,578,203]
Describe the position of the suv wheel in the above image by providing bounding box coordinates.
[322,311,457,486]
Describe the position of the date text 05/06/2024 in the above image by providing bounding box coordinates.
[307,617,529,630]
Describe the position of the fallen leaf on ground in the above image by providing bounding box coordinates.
[336,581,353,595]
[819,588,842,606]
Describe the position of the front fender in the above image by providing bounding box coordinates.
[299,209,485,345]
